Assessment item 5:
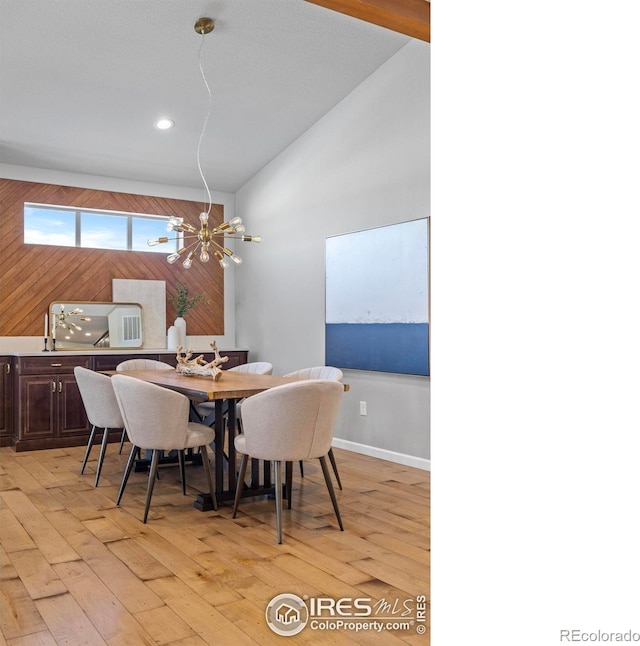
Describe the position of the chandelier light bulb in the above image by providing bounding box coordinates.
[167,252,181,264]
[199,212,209,223]
[200,247,210,262]
[230,254,242,265]
[229,217,242,227]
[167,216,183,231]
[183,251,196,269]
[215,250,229,268]
[147,237,169,246]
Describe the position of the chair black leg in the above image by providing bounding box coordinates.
[80,425,97,474]
[94,427,110,487]
[116,444,138,505]
[327,448,343,490]
[285,461,293,510]
[118,429,126,454]
[178,450,186,495]
[143,449,160,524]
[201,410,216,427]
[299,460,304,478]
[273,460,283,544]
[199,445,217,511]
[232,453,249,518]
[319,455,344,531]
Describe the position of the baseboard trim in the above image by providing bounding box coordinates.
[331,438,430,471]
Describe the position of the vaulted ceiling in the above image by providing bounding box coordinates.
[0,1,428,193]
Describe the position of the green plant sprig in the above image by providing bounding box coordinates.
[170,282,210,318]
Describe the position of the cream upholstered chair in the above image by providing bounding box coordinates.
[232,379,344,543]
[115,359,173,451]
[116,359,173,371]
[196,362,273,427]
[283,366,344,490]
[75,367,125,487]
[111,374,217,523]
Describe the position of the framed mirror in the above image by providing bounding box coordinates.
[49,302,143,350]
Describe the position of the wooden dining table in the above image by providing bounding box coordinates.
[109,369,296,507]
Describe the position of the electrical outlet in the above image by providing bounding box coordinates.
[359,401,367,416]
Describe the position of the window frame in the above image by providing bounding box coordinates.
[23,202,181,253]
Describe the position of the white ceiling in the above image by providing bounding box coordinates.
[0,1,410,193]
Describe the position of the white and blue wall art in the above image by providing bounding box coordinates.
[325,218,429,376]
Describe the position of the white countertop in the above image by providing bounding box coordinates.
[0,334,243,355]
[3,348,248,357]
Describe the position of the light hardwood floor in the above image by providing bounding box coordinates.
[0,444,429,645]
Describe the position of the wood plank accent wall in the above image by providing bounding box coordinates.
[0,179,225,337]
[305,0,430,42]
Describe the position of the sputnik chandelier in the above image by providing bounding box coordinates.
[148,17,261,270]
[55,306,90,335]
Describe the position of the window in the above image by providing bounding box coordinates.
[24,203,179,254]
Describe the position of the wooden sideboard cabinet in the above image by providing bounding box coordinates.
[13,356,92,452]
[0,356,12,447]
[91,350,248,371]
[8,350,248,451]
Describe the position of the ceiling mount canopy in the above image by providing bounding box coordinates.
[194,17,215,35]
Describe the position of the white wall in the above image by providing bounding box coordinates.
[0,164,239,350]
[234,40,430,467]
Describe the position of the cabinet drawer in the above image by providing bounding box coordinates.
[16,356,93,375]
[221,351,248,369]
[195,350,247,370]
[92,354,161,372]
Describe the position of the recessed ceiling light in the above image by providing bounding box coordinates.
[155,118,174,130]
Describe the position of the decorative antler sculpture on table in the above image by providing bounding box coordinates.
[175,341,229,381]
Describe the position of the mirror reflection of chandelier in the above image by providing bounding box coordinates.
[147,17,261,270]
[55,306,91,335]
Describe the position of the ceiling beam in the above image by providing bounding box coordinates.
[306,0,430,42]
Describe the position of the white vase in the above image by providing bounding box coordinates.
[167,326,179,350]
[174,317,187,347]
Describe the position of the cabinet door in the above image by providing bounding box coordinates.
[0,358,11,439]
[57,374,90,436]
[18,375,56,439]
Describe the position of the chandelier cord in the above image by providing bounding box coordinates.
[146,17,261,270]
[196,33,213,217]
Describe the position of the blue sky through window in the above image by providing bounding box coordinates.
[81,212,127,249]
[24,204,178,254]
[24,206,76,246]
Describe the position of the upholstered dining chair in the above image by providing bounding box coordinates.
[283,366,344,490]
[232,379,344,543]
[74,367,125,487]
[115,358,173,452]
[116,358,173,371]
[111,374,217,523]
[196,361,273,427]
